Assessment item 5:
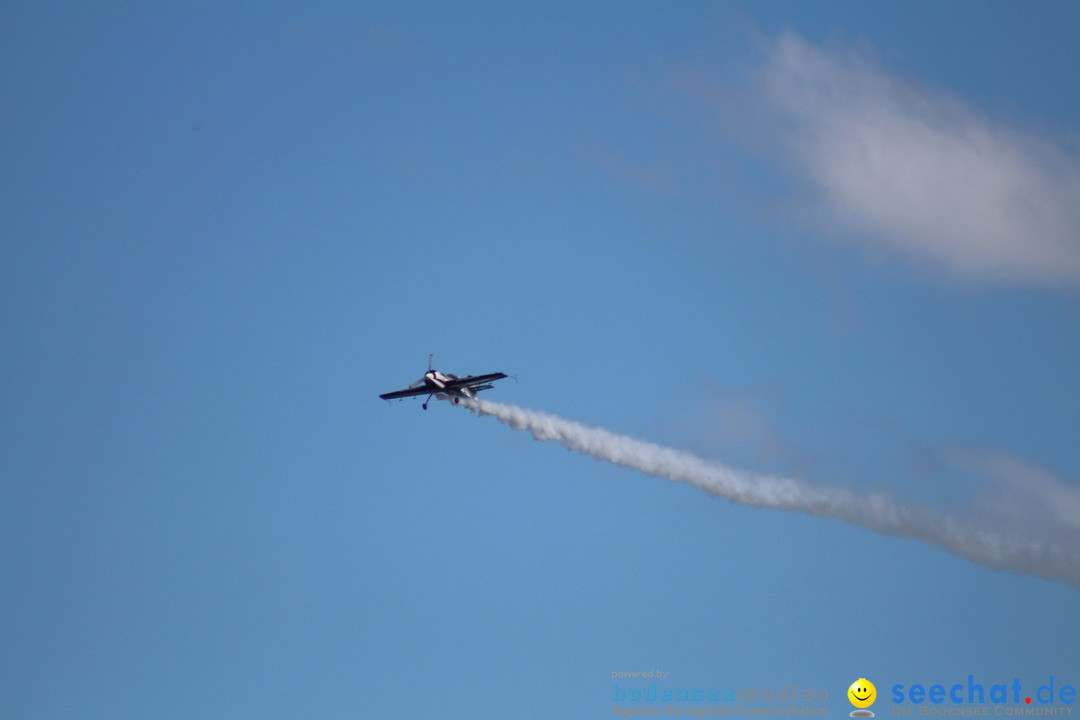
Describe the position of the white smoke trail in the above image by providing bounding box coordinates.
[463,398,1080,588]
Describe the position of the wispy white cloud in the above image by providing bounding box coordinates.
[747,31,1080,288]
[951,447,1080,538]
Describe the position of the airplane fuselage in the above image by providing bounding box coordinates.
[423,370,451,390]
[413,371,474,404]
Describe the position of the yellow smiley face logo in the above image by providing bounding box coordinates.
[848,679,876,708]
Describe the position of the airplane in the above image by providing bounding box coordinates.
[379,355,509,410]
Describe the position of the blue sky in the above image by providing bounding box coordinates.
[2,2,1079,718]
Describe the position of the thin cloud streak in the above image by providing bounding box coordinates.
[749,31,1080,288]
[464,399,1080,588]
[952,447,1080,535]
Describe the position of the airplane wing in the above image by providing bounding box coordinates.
[444,372,508,391]
[379,386,431,401]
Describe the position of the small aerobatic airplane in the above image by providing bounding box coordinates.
[379,355,508,410]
